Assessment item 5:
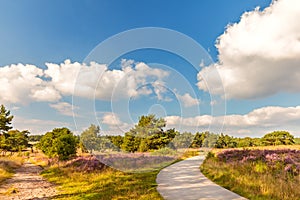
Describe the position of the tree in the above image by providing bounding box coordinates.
[0,130,29,154]
[109,135,124,149]
[133,114,166,137]
[0,105,13,134]
[121,114,176,152]
[172,132,194,149]
[80,124,100,153]
[28,135,43,142]
[215,134,237,148]
[191,132,207,148]
[38,128,77,160]
[144,128,177,151]
[202,133,218,148]
[262,131,295,146]
[0,105,29,154]
[121,132,140,152]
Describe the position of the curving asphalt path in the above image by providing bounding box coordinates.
[156,155,247,200]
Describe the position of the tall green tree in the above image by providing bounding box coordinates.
[80,124,100,153]
[38,128,77,160]
[121,132,140,152]
[0,105,13,134]
[133,114,166,137]
[121,115,176,152]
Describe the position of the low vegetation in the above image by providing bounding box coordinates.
[1,104,300,199]
[0,156,24,184]
[201,146,300,200]
[41,157,163,200]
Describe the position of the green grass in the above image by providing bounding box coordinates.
[40,148,202,199]
[200,147,300,200]
[41,166,163,200]
[0,156,23,184]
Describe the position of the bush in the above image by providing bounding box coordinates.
[38,128,77,161]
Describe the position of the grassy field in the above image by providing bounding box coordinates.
[42,166,162,200]
[0,156,24,184]
[40,148,201,200]
[201,145,300,200]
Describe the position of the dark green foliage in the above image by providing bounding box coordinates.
[109,135,124,149]
[28,135,43,142]
[0,105,13,134]
[0,105,29,154]
[121,132,140,152]
[121,115,176,152]
[215,134,237,148]
[143,128,177,151]
[191,132,207,148]
[262,131,295,146]
[0,130,29,153]
[38,128,77,160]
[134,114,166,137]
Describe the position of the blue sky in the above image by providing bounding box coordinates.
[1,0,300,137]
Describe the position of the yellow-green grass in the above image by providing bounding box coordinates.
[40,148,202,199]
[42,166,163,200]
[201,146,300,200]
[179,148,202,159]
[0,156,24,184]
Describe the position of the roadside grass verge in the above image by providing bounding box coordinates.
[42,165,163,200]
[200,146,300,200]
[0,156,24,184]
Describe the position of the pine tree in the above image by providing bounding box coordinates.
[0,105,13,134]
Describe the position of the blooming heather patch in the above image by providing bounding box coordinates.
[201,148,300,199]
[65,156,106,172]
[96,153,176,172]
[217,149,300,175]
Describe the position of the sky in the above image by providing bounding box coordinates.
[1,0,300,137]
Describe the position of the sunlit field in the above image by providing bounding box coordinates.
[40,149,200,200]
[201,146,300,200]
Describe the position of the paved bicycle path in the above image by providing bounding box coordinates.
[156,155,247,200]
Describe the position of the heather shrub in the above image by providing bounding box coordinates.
[201,148,300,200]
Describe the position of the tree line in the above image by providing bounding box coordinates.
[0,104,299,161]
[0,105,30,155]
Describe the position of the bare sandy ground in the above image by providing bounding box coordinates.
[0,161,57,200]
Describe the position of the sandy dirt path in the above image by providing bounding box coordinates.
[0,160,57,200]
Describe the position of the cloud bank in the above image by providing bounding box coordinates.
[197,0,300,99]
[0,59,169,105]
[166,106,300,136]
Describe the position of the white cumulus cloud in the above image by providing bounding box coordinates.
[166,105,300,137]
[0,59,170,104]
[197,0,300,99]
[49,102,79,117]
[177,93,200,107]
[0,63,61,104]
